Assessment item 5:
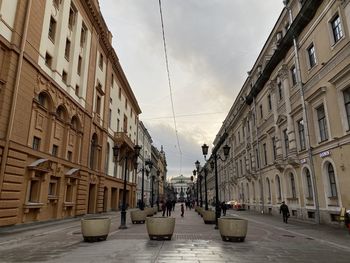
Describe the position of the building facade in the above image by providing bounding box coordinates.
[150,145,167,205]
[211,0,350,225]
[170,175,192,202]
[136,121,152,206]
[0,0,141,226]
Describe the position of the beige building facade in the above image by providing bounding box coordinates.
[212,0,350,225]
[0,0,142,226]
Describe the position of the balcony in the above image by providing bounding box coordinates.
[114,132,135,151]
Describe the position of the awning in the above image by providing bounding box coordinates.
[28,159,48,168]
[65,168,80,176]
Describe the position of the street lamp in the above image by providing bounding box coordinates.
[203,166,209,211]
[113,144,141,229]
[156,170,161,211]
[145,160,154,207]
[195,160,203,207]
[137,159,153,210]
[201,143,230,229]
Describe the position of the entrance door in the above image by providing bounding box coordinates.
[103,187,108,212]
[111,188,117,211]
[87,184,96,214]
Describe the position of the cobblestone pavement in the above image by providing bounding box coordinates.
[0,205,349,262]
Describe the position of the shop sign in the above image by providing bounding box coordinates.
[320,150,330,158]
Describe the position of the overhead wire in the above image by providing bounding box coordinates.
[158,0,183,175]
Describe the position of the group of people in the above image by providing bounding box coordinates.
[161,199,176,217]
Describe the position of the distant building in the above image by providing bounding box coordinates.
[169,175,192,201]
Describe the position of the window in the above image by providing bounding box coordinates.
[283,129,289,155]
[259,104,263,119]
[45,52,52,68]
[291,65,297,86]
[99,53,103,69]
[328,163,337,197]
[75,85,80,97]
[307,43,316,68]
[117,119,120,132]
[125,98,128,109]
[32,136,41,150]
[305,169,313,199]
[343,87,350,129]
[96,96,101,115]
[263,143,267,165]
[62,71,67,84]
[255,148,260,169]
[331,14,343,43]
[77,56,82,75]
[272,137,276,160]
[68,5,76,29]
[52,145,59,156]
[64,39,71,61]
[67,151,72,161]
[278,82,283,100]
[276,175,282,200]
[298,119,306,150]
[111,74,114,87]
[48,179,57,196]
[119,87,122,99]
[65,184,73,202]
[267,94,272,111]
[38,93,47,108]
[290,173,296,198]
[317,105,328,142]
[80,23,87,47]
[266,178,271,202]
[48,16,56,42]
[239,159,243,175]
[29,180,40,202]
[108,109,112,128]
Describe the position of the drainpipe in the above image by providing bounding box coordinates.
[284,1,320,224]
[0,0,32,193]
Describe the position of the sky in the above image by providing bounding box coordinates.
[99,0,284,179]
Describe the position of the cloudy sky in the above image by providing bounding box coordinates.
[99,0,284,179]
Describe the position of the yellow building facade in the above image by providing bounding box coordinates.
[0,0,141,226]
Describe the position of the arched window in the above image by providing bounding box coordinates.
[252,181,256,201]
[276,175,282,200]
[71,116,79,131]
[38,92,48,108]
[90,134,98,169]
[290,173,296,198]
[266,178,271,202]
[328,163,337,197]
[305,169,313,199]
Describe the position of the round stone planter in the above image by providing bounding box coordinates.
[218,217,248,242]
[145,207,154,217]
[197,207,203,216]
[202,210,216,224]
[146,216,175,241]
[81,217,111,242]
[153,207,158,215]
[130,210,147,224]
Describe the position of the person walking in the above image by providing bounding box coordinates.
[181,203,184,217]
[172,200,176,211]
[162,201,166,217]
[221,201,227,216]
[166,199,172,217]
[280,201,290,223]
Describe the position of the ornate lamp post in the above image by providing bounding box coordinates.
[203,166,209,211]
[156,170,160,211]
[195,160,203,207]
[113,144,141,229]
[201,143,230,229]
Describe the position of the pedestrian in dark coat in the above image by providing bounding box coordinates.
[181,204,184,217]
[221,201,227,216]
[166,199,172,217]
[280,201,290,223]
[172,200,176,211]
[162,201,166,217]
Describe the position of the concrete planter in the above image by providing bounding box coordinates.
[197,207,203,216]
[130,210,147,224]
[153,207,158,215]
[146,216,175,240]
[81,217,111,242]
[202,210,216,224]
[145,207,154,217]
[218,217,248,242]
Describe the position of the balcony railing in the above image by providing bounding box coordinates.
[114,132,135,151]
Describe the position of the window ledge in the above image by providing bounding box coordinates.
[328,196,338,200]
[23,202,44,213]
